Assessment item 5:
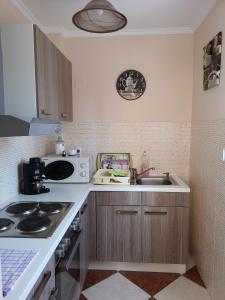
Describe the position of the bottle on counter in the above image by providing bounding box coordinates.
[55,134,65,155]
[140,151,150,176]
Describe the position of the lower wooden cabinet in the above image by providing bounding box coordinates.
[97,205,142,262]
[142,206,189,264]
[95,191,189,264]
[26,255,56,300]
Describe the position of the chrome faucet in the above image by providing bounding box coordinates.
[130,167,155,185]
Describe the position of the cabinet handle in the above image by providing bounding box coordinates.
[41,109,52,116]
[61,113,68,118]
[116,210,138,215]
[48,288,58,300]
[33,271,51,300]
[144,211,167,215]
[81,203,88,214]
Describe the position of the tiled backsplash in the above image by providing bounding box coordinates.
[0,136,53,203]
[190,119,225,300]
[0,122,191,203]
[64,122,191,182]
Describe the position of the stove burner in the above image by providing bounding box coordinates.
[39,202,64,215]
[16,216,51,234]
[0,218,14,232]
[6,202,38,216]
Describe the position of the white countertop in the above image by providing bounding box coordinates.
[1,176,189,300]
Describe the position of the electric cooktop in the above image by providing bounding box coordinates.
[0,201,73,238]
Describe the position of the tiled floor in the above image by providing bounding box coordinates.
[80,267,210,300]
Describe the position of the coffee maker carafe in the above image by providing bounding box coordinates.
[21,157,50,195]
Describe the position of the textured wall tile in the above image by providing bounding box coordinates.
[0,136,54,203]
[190,119,225,300]
[64,121,191,182]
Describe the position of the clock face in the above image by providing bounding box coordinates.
[116,70,146,100]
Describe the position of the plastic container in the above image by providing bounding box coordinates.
[55,134,65,155]
[140,151,150,175]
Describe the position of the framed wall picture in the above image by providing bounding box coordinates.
[203,32,222,90]
[116,70,146,100]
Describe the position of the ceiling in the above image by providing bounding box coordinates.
[11,0,217,36]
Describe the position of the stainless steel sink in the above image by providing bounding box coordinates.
[136,176,173,185]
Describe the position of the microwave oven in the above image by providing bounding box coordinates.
[42,155,91,183]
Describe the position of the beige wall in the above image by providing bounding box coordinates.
[62,34,193,123]
[0,0,29,23]
[190,0,225,299]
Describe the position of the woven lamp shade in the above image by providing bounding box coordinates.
[72,0,127,33]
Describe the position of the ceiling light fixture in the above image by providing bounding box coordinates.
[72,0,127,34]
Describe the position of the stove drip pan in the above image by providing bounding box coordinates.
[6,202,38,216]
[39,202,64,215]
[16,215,52,233]
[0,218,14,232]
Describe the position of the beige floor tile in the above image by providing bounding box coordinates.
[155,276,210,300]
[82,272,150,300]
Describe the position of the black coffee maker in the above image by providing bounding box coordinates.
[21,157,50,195]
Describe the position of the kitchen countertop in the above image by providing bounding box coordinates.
[1,176,190,300]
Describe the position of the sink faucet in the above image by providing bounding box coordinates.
[130,167,155,185]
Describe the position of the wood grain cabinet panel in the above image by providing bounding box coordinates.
[34,25,73,122]
[96,191,141,206]
[34,25,59,120]
[142,192,190,207]
[142,206,189,264]
[97,205,142,262]
[26,255,55,300]
[57,49,73,122]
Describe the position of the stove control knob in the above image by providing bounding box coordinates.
[80,162,87,169]
[71,218,80,231]
[80,170,87,177]
[62,238,71,246]
[71,224,79,231]
[55,249,65,258]
[58,243,68,252]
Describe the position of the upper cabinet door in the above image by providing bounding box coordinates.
[57,49,73,122]
[34,25,59,120]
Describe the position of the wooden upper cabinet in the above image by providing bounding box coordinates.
[57,49,73,122]
[34,25,73,121]
[34,25,59,120]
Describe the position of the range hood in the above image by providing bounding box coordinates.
[0,116,63,137]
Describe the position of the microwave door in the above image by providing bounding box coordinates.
[45,160,75,181]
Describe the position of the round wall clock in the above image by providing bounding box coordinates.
[116,69,146,100]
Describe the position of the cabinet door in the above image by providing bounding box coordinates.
[80,198,90,289]
[26,255,55,300]
[97,206,142,262]
[57,49,73,122]
[34,25,59,120]
[142,206,189,264]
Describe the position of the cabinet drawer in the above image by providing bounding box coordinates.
[142,192,189,207]
[96,192,141,206]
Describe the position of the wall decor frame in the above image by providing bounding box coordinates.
[116,69,146,100]
[203,31,222,90]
